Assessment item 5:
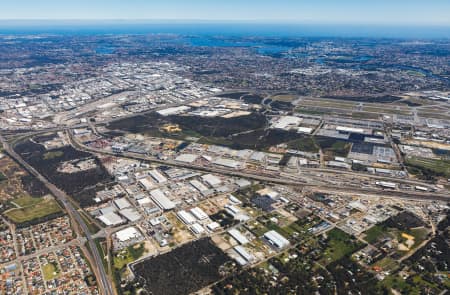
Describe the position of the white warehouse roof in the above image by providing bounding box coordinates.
[201,174,222,187]
[98,212,124,226]
[157,106,190,116]
[114,198,131,210]
[137,197,152,206]
[115,227,142,242]
[150,189,175,210]
[213,158,241,169]
[175,154,199,163]
[139,178,154,191]
[119,208,142,222]
[228,229,249,245]
[177,210,197,225]
[234,245,255,263]
[190,207,208,220]
[264,230,290,249]
[149,169,167,184]
[190,223,205,235]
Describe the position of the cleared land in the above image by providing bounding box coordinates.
[5,196,62,224]
[42,262,60,281]
[43,150,64,160]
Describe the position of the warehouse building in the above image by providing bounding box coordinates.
[228,228,249,245]
[149,169,167,184]
[98,212,124,226]
[114,197,131,210]
[150,189,176,210]
[115,227,142,242]
[190,207,208,220]
[263,230,290,250]
[177,210,197,225]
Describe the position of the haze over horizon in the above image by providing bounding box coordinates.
[1,0,450,26]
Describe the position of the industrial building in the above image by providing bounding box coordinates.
[114,197,131,210]
[190,207,208,220]
[149,169,167,184]
[150,189,176,210]
[263,230,290,250]
[201,174,222,187]
[175,153,199,163]
[98,212,124,226]
[228,229,250,245]
[190,223,205,235]
[177,210,197,225]
[115,227,142,242]
[119,208,142,222]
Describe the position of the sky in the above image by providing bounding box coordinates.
[1,0,450,26]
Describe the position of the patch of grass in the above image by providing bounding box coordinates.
[43,151,64,160]
[379,274,442,294]
[322,228,364,264]
[373,257,399,273]
[94,238,108,270]
[315,136,351,157]
[5,197,62,223]
[272,94,296,102]
[245,220,269,237]
[79,211,101,234]
[406,156,450,178]
[286,136,319,153]
[409,227,429,245]
[364,225,386,244]
[295,107,326,116]
[42,262,60,280]
[114,243,147,270]
[11,196,42,208]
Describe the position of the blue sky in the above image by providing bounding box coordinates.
[1,0,449,26]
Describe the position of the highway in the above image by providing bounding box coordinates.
[0,136,115,295]
[68,131,450,203]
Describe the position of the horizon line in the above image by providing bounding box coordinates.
[1,19,450,27]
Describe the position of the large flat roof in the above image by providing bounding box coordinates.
[115,227,141,242]
[98,212,124,226]
[228,228,249,245]
[150,189,175,210]
[264,230,290,249]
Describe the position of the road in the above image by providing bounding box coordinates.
[68,131,450,202]
[0,136,115,295]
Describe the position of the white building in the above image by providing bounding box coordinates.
[149,169,167,184]
[190,223,205,235]
[114,198,131,210]
[264,230,290,250]
[201,174,222,187]
[228,229,249,245]
[98,212,124,226]
[115,227,142,242]
[190,207,208,220]
[150,189,175,210]
[177,210,196,225]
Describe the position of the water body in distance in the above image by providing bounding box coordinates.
[1,21,450,39]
